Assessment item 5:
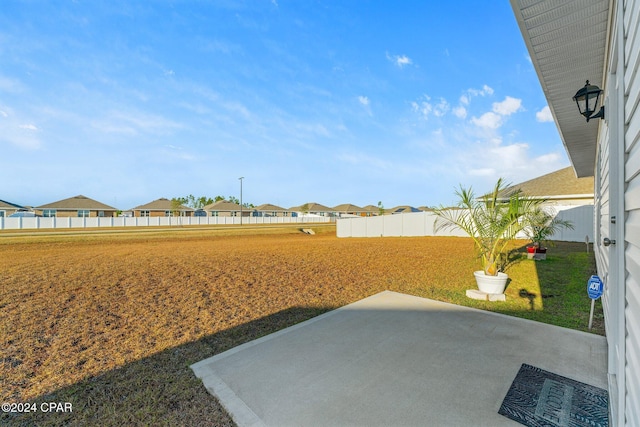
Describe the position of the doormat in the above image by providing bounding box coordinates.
[498,364,608,427]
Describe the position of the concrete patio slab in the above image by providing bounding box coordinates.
[191,291,607,427]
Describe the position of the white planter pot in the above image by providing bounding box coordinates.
[474,271,508,294]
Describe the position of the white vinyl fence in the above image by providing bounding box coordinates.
[0,215,333,231]
[337,205,594,243]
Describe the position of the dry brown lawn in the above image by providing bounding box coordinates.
[0,225,602,426]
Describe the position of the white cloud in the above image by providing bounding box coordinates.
[454,85,493,119]
[396,55,412,67]
[492,96,522,116]
[412,99,432,120]
[412,96,448,120]
[536,106,553,122]
[470,96,522,130]
[0,107,42,150]
[453,106,467,119]
[358,96,370,106]
[468,85,494,97]
[471,111,502,129]
[386,52,413,68]
[433,98,449,117]
[459,138,566,189]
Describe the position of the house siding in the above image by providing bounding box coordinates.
[46,210,115,218]
[624,0,640,422]
[596,123,612,334]
[133,210,192,217]
[511,0,640,423]
[596,0,640,424]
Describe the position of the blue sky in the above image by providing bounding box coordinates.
[0,1,567,210]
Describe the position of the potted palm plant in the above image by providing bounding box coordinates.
[522,207,574,260]
[432,178,542,294]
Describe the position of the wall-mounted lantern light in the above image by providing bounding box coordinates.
[573,80,605,122]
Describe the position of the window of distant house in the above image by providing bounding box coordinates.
[165,211,172,217]
[78,210,90,217]
[98,211,105,217]
[0,211,5,217]
[141,210,150,217]
[210,211,218,217]
[43,209,57,217]
[231,211,237,217]
[283,211,289,217]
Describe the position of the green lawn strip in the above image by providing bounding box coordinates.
[471,243,601,333]
[396,241,604,334]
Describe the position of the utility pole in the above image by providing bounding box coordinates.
[239,176,244,225]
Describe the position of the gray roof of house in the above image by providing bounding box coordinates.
[290,202,335,212]
[0,199,24,209]
[202,200,242,211]
[255,203,288,211]
[388,205,422,214]
[362,205,382,213]
[37,195,117,211]
[333,204,368,213]
[502,167,594,198]
[131,198,193,211]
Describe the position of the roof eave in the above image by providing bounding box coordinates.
[510,0,612,178]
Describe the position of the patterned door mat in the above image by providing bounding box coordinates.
[498,364,608,427]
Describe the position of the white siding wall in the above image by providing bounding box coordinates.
[624,0,640,422]
[597,120,614,345]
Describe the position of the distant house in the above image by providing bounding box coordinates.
[290,202,336,217]
[35,195,118,218]
[254,203,291,217]
[0,199,26,217]
[418,206,434,212]
[362,205,384,216]
[333,204,370,217]
[130,198,194,217]
[388,205,422,214]
[202,200,250,217]
[501,167,594,206]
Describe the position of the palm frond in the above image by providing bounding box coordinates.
[433,178,544,275]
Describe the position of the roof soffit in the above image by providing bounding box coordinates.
[511,0,610,177]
